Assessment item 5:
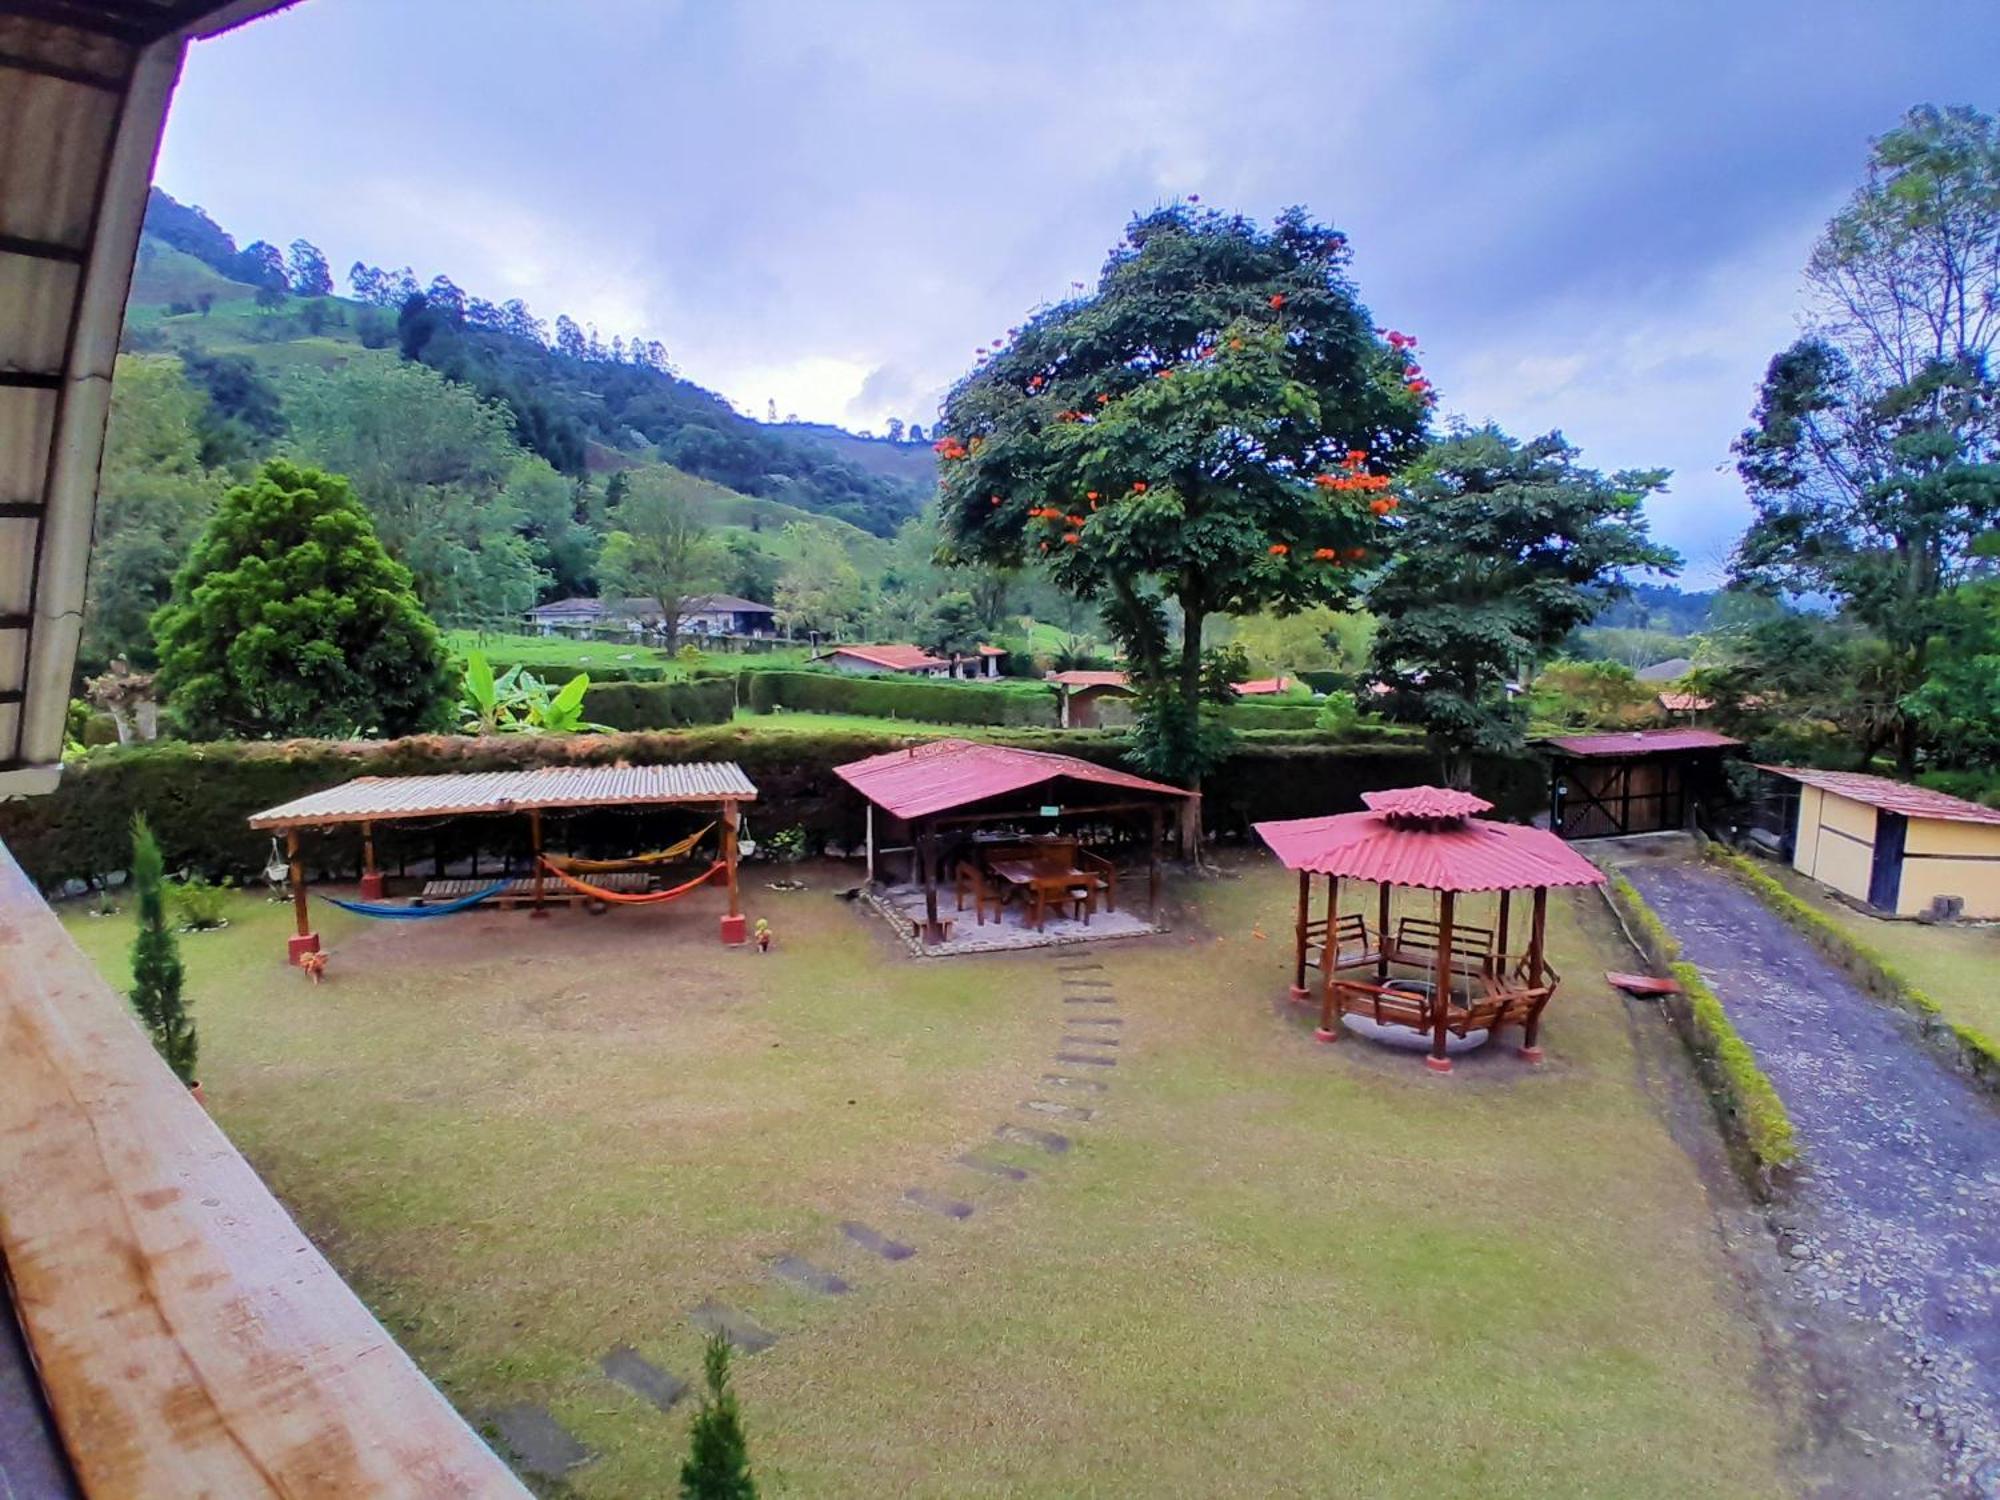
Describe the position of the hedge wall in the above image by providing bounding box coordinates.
[2,727,1544,889]
[582,679,735,731]
[742,670,1060,727]
[1224,700,1322,731]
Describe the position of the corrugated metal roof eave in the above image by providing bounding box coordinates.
[248,763,759,829]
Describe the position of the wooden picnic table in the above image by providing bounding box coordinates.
[984,856,1092,930]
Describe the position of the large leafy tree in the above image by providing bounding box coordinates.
[597,468,720,647]
[1732,104,2000,771]
[153,460,452,739]
[1369,426,1676,786]
[775,523,866,638]
[937,204,1429,783]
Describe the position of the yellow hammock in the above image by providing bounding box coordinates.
[538,857,725,906]
[543,823,715,874]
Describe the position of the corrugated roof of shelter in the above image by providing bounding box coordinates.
[1255,808,1605,892]
[1657,692,1714,712]
[835,737,1193,821]
[821,644,951,671]
[1540,727,1741,757]
[1049,670,1131,689]
[1634,657,1696,683]
[1234,677,1292,696]
[1363,787,1493,819]
[1759,766,2000,827]
[248,764,757,829]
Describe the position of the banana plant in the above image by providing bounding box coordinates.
[526,671,612,734]
[459,651,528,734]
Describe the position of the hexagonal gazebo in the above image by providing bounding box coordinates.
[1255,787,1607,1072]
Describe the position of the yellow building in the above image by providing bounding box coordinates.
[1765,766,2000,919]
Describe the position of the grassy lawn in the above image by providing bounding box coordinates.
[1761,861,2000,1042]
[441,630,824,677]
[63,862,1785,1497]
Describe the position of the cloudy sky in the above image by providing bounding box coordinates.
[158,0,1996,582]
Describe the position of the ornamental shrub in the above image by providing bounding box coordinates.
[680,1332,756,1500]
[152,459,452,740]
[129,816,197,1085]
[170,873,232,930]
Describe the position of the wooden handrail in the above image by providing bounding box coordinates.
[0,838,527,1497]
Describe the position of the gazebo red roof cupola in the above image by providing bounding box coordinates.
[1255,788,1604,1072]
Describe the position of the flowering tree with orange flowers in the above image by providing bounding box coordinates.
[936,205,1430,786]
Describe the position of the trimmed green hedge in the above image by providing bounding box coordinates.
[0,727,1544,888]
[742,670,1060,727]
[1224,700,1322,731]
[1708,847,2000,1094]
[583,679,735,731]
[1606,873,1799,1179]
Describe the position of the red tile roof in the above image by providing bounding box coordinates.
[1256,805,1605,892]
[1541,728,1741,758]
[1759,766,2000,827]
[834,738,1193,821]
[1362,787,1493,819]
[1049,670,1131,689]
[976,644,1007,656]
[1234,677,1293,696]
[822,644,950,672]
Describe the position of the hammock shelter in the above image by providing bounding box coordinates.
[248,762,759,962]
[834,738,1196,949]
[1255,787,1606,1072]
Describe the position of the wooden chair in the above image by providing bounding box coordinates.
[954,860,1004,925]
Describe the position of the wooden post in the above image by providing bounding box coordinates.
[1428,889,1455,1073]
[1148,804,1163,916]
[1325,873,1340,971]
[528,808,547,918]
[865,803,876,884]
[1290,868,1311,1000]
[1521,885,1549,1061]
[359,820,382,900]
[919,824,941,945]
[1497,888,1511,971]
[720,801,746,944]
[1375,880,1392,982]
[285,829,318,966]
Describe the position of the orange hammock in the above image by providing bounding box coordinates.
[537,857,724,905]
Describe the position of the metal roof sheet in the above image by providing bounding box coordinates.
[1541,727,1741,758]
[1049,670,1130,689]
[1362,786,1494,819]
[1759,766,2000,827]
[1255,809,1606,892]
[1233,677,1293,696]
[834,737,1193,821]
[248,763,757,829]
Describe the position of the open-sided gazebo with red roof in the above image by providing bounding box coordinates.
[1256,787,1605,1071]
[835,738,1196,947]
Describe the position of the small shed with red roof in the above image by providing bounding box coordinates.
[834,737,1196,944]
[1537,727,1743,839]
[1047,669,1134,728]
[1256,787,1606,1071]
[1762,765,2000,918]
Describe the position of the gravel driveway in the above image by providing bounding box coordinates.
[1625,855,2000,1497]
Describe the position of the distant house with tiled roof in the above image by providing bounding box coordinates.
[814,644,954,677]
[527,594,775,639]
[1233,676,1295,697]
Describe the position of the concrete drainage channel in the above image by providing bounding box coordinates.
[484,951,1123,1482]
[1604,838,2000,1500]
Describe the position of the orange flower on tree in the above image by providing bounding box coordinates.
[1369,498,1393,515]
[1269,293,1286,310]
[1313,547,1338,561]
[1062,532,1081,545]
[1268,543,1290,556]
[1086,491,1099,501]
[1132,481,1147,493]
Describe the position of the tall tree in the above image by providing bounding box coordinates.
[128,815,196,1087]
[597,468,719,648]
[153,459,452,738]
[774,523,865,638]
[937,204,1428,785]
[1732,104,2000,771]
[234,239,288,293]
[286,238,333,298]
[1369,425,1676,786]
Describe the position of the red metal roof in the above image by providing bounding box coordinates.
[835,737,1193,821]
[1541,727,1741,758]
[1234,677,1292,696]
[822,644,950,672]
[1362,786,1493,819]
[1759,766,2000,827]
[1049,670,1130,689]
[1255,806,1605,892]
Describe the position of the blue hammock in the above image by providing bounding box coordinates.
[320,881,511,920]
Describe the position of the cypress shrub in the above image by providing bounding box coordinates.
[128,815,197,1086]
[680,1332,757,1499]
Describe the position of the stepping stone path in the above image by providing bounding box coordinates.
[958,1152,1032,1181]
[1055,1049,1117,1067]
[599,1346,687,1412]
[1042,1071,1108,1092]
[1061,978,1114,989]
[1061,1031,1119,1047]
[689,1299,778,1354]
[1022,1098,1094,1122]
[995,1123,1071,1153]
[487,1403,593,1478]
[1063,993,1118,1006]
[1065,1015,1122,1028]
[841,1220,916,1261]
[905,1186,975,1219]
[771,1254,851,1297]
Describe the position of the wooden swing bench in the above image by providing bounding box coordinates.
[1305,914,1501,980]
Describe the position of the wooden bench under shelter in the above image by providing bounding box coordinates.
[1257,786,1607,1073]
[247,763,760,961]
